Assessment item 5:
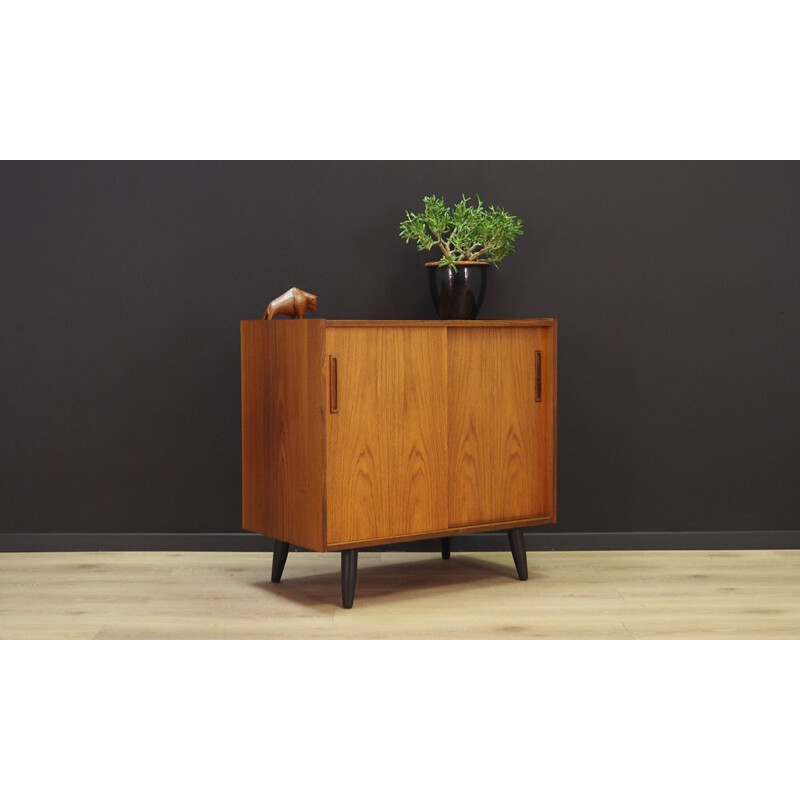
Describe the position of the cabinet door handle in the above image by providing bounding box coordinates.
[535,350,542,402]
[329,356,338,413]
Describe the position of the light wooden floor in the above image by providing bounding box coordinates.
[1,549,798,639]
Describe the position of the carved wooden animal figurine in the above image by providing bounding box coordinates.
[263,287,318,320]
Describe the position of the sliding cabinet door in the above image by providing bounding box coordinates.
[448,325,555,528]
[326,327,448,545]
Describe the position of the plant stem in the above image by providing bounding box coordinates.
[431,228,451,257]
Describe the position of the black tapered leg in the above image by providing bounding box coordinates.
[341,549,359,609]
[441,537,451,560]
[271,539,290,583]
[507,528,528,581]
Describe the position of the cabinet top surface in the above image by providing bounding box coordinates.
[242,318,555,327]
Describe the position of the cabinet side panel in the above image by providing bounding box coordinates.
[325,327,448,545]
[241,320,325,551]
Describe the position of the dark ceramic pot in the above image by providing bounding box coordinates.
[426,261,490,320]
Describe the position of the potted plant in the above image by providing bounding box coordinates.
[399,194,523,319]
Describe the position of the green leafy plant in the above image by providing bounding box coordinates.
[399,194,523,270]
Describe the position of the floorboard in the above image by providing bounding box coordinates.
[1,550,798,639]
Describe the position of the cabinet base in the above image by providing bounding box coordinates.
[270,532,528,607]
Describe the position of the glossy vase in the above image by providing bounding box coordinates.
[426,261,490,320]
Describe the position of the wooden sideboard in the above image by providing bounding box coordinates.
[241,319,557,607]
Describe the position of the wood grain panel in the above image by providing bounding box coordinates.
[448,326,555,527]
[325,327,448,545]
[240,319,325,551]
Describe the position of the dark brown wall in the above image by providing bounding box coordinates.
[1,162,799,544]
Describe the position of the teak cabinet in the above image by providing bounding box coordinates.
[241,319,557,607]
